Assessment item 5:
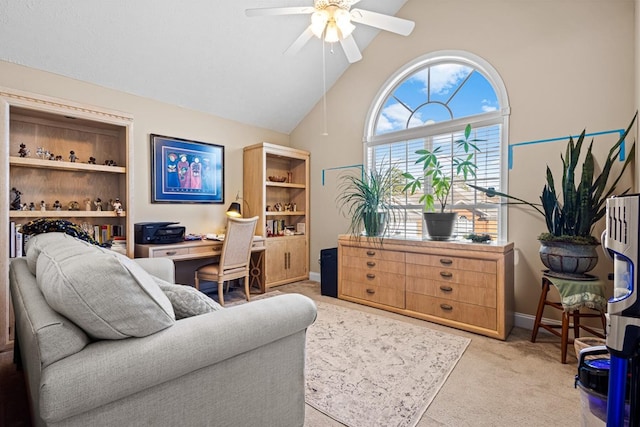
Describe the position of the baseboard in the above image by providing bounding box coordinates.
[309,271,320,282]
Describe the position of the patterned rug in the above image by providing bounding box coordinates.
[305,301,471,427]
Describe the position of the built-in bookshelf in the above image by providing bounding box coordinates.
[0,86,134,351]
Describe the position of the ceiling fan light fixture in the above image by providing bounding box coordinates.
[333,8,355,38]
[324,22,340,43]
[310,10,329,38]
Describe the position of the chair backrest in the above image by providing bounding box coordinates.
[219,216,258,273]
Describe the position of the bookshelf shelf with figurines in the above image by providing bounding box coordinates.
[1,86,134,352]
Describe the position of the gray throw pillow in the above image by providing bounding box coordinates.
[34,233,175,339]
[153,276,223,319]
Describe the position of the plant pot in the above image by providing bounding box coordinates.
[363,211,387,237]
[538,240,599,277]
[424,212,457,241]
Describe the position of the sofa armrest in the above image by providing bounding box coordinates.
[38,293,317,423]
[133,257,175,283]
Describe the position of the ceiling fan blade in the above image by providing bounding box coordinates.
[245,7,315,17]
[350,8,415,36]
[339,35,363,63]
[284,26,315,57]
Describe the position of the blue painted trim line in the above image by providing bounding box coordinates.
[322,164,364,185]
[508,129,625,169]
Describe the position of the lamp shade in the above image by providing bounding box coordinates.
[226,202,242,217]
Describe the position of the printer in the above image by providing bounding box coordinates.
[134,222,186,244]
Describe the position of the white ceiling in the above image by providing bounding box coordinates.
[0,0,409,134]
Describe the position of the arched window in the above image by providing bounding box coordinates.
[364,50,510,240]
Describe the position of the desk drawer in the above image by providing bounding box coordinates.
[189,246,221,256]
[148,247,190,258]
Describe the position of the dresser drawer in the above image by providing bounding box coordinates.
[341,279,405,308]
[341,245,405,263]
[406,263,496,288]
[406,253,496,274]
[406,293,497,330]
[341,255,404,274]
[406,277,497,308]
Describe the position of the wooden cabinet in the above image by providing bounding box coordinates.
[243,143,309,288]
[0,87,134,351]
[338,235,514,340]
[265,235,307,285]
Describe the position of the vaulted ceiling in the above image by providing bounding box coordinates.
[0,0,409,134]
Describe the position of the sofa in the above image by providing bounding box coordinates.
[10,232,317,427]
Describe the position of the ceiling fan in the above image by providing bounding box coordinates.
[245,0,415,63]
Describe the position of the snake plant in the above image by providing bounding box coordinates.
[471,112,637,244]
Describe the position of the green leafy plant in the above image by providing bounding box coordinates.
[470,112,637,245]
[402,124,483,212]
[336,166,402,237]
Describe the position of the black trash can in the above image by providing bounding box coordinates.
[320,248,338,298]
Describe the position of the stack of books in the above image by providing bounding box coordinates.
[110,236,127,255]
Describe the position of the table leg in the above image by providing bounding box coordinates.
[249,250,265,294]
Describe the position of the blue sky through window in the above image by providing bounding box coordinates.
[375,63,499,134]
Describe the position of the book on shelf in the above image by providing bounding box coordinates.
[9,222,24,258]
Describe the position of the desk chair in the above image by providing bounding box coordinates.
[194,216,258,306]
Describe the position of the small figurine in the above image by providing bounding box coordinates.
[40,200,46,211]
[292,202,297,212]
[84,198,92,211]
[94,198,103,211]
[87,157,96,165]
[54,155,63,161]
[18,143,30,158]
[36,147,45,159]
[68,201,80,211]
[69,150,78,162]
[21,203,28,211]
[53,200,62,211]
[111,198,123,215]
[104,159,117,166]
[28,202,35,211]
[10,187,22,211]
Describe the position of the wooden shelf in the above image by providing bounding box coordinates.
[10,156,126,174]
[265,211,305,216]
[10,210,126,218]
[265,181,305,189]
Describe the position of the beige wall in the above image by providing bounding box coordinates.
[290,0,637,319]
[0,61,290,235]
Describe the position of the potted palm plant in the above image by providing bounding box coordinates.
[471,112,637,277]
[336,166,402,237]
[402,124,483,240]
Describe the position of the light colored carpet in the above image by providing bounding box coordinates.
[305,300,471,427]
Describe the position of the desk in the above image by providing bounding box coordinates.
[135,237,266,293]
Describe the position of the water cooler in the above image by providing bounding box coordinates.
[603,194,640,426]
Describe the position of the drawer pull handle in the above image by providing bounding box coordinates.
[366,273,376,279]
[366,250,376,256]
[165,251,177,256]
[440,271,453,278]
[440,304,453,311]
[366,288,375,294]
[366,261,376,267]
[440,258,453,265]
[439,285,453,292]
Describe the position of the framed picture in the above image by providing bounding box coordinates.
[150,134,224,203]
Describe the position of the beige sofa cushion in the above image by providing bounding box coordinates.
[31,233,175,339]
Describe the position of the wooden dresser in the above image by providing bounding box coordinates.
[338,235,515,340]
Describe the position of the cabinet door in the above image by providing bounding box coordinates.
[286,237,307,279]
[266,238,287,284]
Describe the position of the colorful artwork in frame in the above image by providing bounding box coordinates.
[151,134,224,203]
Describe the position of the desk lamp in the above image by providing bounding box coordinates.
[226,192,246,218]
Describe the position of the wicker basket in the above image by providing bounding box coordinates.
[574,337,606,359]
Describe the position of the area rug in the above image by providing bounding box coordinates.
[305,301,471,427]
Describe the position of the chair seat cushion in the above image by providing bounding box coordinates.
[29,233,175,339]
[198,264,246,277]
